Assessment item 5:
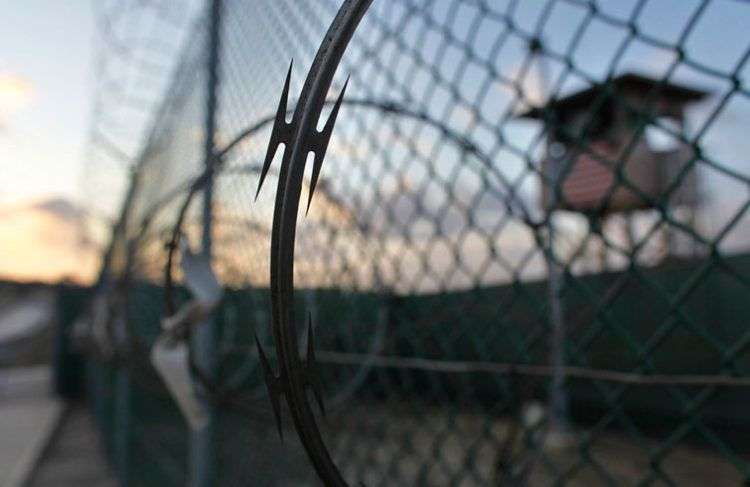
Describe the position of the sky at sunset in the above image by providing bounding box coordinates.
[0,0,749,284]
[0,1,94,206]
[0,2,95,282]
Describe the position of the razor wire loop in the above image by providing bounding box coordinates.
[258,1,750,485]
[159,92,541,303]
[258,5,545,485]
[155,84,545,411]
[83,0,750,484]
[260,1,374,485]
[264,4,740,482]
[160,97,398,405]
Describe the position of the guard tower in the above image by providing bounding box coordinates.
[518,73,708,216]
[518,73,709,263]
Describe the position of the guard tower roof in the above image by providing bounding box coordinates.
[517,72,709,120]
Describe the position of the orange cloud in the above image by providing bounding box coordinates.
[0,198,98,284]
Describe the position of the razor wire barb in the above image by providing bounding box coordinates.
[82,0,750,485]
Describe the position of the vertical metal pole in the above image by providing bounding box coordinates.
[114,367,131,486]
[531,39,570,441]
[190,0,221,485]
[545,211,570,440]
[110,169,144,487]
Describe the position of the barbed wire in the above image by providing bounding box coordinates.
[82,0,750,485]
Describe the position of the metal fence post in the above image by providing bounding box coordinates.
[531,38,570,441]
[114,367,131,487]
[190,0,222,485]
[545,213,570,439]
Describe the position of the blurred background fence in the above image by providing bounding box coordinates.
[75,0,750,485]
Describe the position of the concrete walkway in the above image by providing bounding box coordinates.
[0,367,64,487]
[0,366,116,487]
[26,405,117,487]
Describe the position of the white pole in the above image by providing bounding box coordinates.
[190,0,222,485]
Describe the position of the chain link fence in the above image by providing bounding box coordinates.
[80,0,750,485]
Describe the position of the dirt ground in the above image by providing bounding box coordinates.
[322,401,748,486]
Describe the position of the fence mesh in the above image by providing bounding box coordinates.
[82,0,750,485]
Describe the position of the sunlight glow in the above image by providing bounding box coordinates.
[0,74,34,117]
